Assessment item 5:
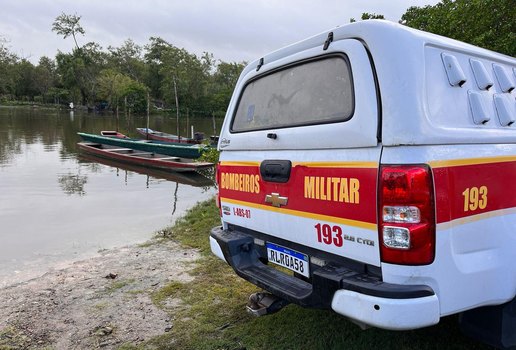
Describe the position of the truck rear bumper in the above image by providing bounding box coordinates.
[210,226,440,330]
[331,290,439,330]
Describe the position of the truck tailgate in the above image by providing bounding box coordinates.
[218,148,382,267]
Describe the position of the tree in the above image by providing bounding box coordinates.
[55,41,108,106]
[207,61,245,113]
[401,0,515,56]
[97,69,131,109]
[144,37,173,100]
[52,13,85,50]
[158,42,209,111]
[122,79,148,114]
[34,56,56,101]
[107,39,145,82]
[13,59,38,100]
[350,12,385,23]
[0,36,18,97]
[97,69,148,114]
[52,13,108,106]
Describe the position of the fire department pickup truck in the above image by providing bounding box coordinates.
[210,20,516,348]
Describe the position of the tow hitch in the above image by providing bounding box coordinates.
[246,292,290,316]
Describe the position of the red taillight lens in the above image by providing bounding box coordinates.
[379,165,435,265]
[215,162,222,216]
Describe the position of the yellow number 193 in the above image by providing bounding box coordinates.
[462,186,488,212]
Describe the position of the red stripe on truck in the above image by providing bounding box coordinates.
[218,163,378,225]
[433,159,516,224]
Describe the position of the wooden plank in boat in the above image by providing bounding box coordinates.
[129,152,153,156]
[158,157,181,161]
[105,148,133,152]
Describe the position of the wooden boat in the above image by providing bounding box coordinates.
[78,153,214,186]
[77,142,213,173]
[136,127,201,144]
[77,132,205,159]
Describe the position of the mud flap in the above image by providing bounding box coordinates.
[459,297,516,349]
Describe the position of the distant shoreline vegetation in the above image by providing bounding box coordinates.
[0,0,512,117]
[1,11,246,117]
[0,99,228,119]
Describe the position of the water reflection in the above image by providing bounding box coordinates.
[57,172,88,196]
[172,182,179,216]
[78,153,213,188]
[0,106,218,286]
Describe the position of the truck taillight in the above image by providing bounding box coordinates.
[215,162,222,216]
[379,165,435,265]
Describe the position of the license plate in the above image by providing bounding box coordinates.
[266,243,309,277]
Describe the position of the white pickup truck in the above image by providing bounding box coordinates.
[210,20,516,348]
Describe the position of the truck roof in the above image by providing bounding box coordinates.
[236,20,516,145]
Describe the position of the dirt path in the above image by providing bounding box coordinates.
[0,239,199,349]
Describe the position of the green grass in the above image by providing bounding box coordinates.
[0,327,24,350]
[151,280,185,306]
[133,198,491,350]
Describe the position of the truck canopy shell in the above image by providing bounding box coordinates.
[222,20,515,148]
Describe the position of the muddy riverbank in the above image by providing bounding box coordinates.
[0,239,199,349]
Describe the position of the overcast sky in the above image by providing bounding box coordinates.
[0,0,440,64]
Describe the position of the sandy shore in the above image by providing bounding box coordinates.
[0,239,199,349]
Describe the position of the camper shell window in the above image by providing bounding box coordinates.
[231,55,355,133]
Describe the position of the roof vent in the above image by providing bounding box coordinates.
[441,53,466,87]
[493,64,515,93]
[468,91,491,125]
[469,59,493,90]
[493,94,515,126]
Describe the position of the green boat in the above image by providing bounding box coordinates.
[77,132,205,159]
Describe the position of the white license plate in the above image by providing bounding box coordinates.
[266,243,309,277]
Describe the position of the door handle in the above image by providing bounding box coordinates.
[260,160,292,183]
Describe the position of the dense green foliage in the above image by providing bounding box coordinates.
[350,12,385,23]
[401,0,515,57]
[0,14,245,115]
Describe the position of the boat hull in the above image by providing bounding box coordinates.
[78,132,204,159]
[77,142,213,172]
[136,128,200,144]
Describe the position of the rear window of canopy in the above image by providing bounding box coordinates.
[231,55,355,132]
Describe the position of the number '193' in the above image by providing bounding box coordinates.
[462,186,488,212]
[315,223,343,247]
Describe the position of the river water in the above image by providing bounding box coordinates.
[0,106,218,286]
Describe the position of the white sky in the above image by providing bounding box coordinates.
[0,0,440,64]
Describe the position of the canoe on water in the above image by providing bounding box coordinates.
[136,127,202,144]
[77,142,213,173]
[77,132,206,159]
